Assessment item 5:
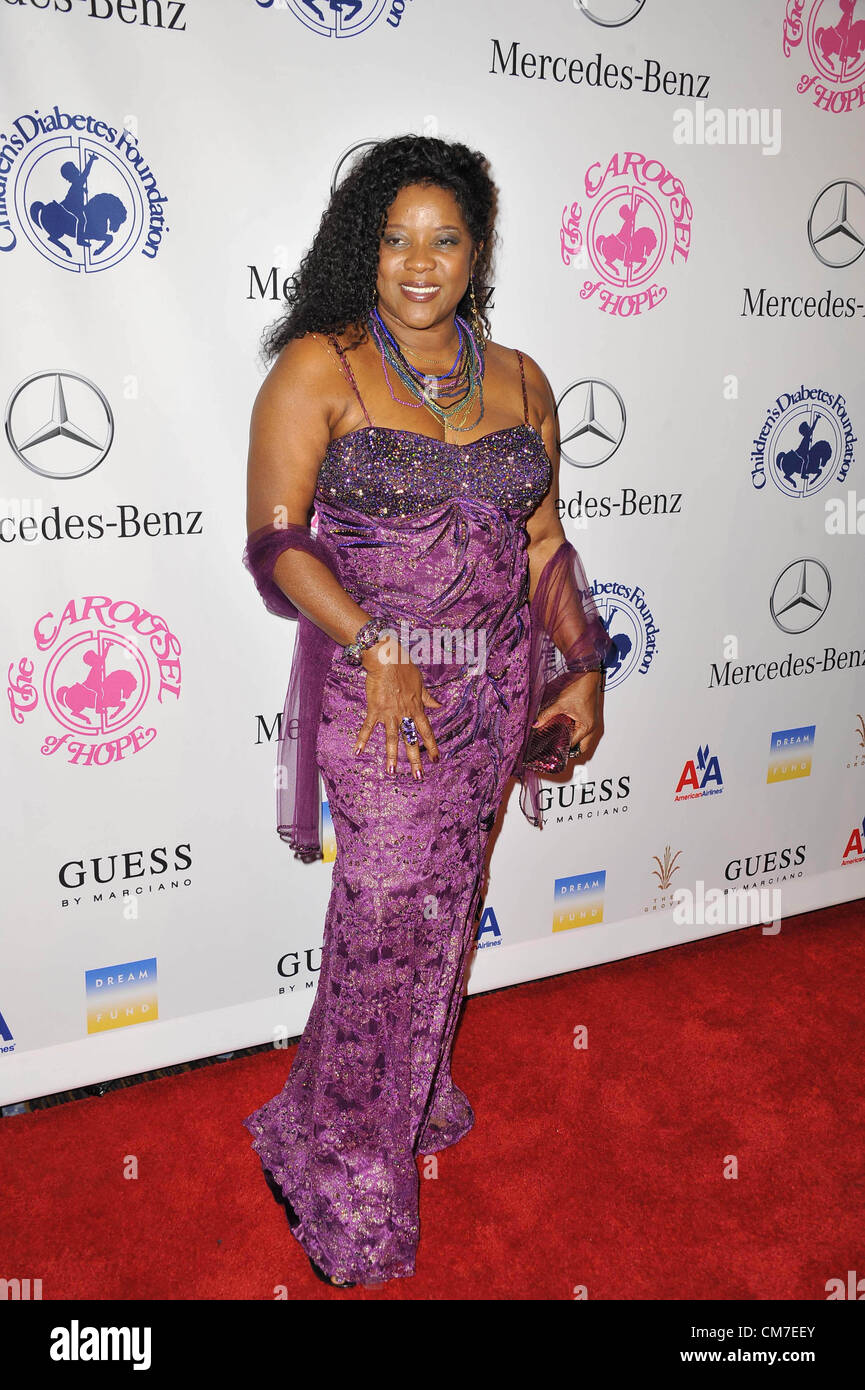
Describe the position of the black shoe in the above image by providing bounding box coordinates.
[261,1164,300,1230]
[307,1255,356,1289]
[262,1165,355,1287]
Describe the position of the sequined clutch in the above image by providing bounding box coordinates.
[522,712,576,775]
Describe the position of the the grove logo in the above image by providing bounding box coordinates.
[561,150,692,316]
[645,843,682,914]
[0,104,168,269]
[750,386,855,496]
[7,594,182,765]
[782,0,865,114]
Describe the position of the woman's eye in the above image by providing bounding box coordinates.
[382,235,459,247]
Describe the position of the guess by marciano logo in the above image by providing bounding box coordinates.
[782,0,865,115]
[560,151,692,317]
[0,104,168,270]
[7,594,182,765]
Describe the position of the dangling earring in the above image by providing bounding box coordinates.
[468,274,485,349]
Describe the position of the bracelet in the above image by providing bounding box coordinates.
[566,660,605,676]
[342,616,391,666]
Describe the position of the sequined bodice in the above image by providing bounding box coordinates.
[314,423,551,519]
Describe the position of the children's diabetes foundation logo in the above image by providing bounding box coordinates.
[7,594,182,765]
[0,103,168,270]
[560,150,692,316]
[256,0,410,38]
[782,0,865,114]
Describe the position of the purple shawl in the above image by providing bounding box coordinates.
[243,521,615,858]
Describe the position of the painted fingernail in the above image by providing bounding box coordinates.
[414,769,423,781]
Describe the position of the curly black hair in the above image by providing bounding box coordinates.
[260,134,499,365]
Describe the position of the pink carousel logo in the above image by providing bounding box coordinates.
[7,593,182,765]
[560,151,692,317]
[782,0,865,114]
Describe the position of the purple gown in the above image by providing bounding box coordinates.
[243,351,556,1285]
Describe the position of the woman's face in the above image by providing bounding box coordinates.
[375,182,477,341]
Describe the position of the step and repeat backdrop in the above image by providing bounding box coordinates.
[1,0,863,1104]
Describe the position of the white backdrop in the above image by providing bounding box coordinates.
[1,0,863,1105]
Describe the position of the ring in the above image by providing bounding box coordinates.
[400,716,419,745]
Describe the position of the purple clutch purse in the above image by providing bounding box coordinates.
[522,711,576,775]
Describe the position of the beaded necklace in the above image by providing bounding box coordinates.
[367,306,485,433]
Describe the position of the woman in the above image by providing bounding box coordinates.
[242,134,615,1289]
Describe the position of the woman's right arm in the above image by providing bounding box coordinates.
[246,334,374,648]
[245,334,440,776]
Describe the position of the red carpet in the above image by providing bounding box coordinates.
[2,900,862,1300]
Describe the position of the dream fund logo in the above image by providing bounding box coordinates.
[782,0,865,115]
[553,871,606,931]
[768,725,816,782]
[675,744,724,801]
[7,593,182,766]
[320,799,337,863]
[560,150,692,316]
[589,579,659,687]
[85,957,157,1034]
[750,386,855,496]
[0,104,168,270]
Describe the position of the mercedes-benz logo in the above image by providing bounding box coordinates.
[331,139,380,195]
[4,370,114,479]
[577,0,646,26]
[808,179,865,269]
[770,558,831,634]
[555,378,626,468]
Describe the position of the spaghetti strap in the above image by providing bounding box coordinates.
[515,349,530,426]
[326,334,373,427]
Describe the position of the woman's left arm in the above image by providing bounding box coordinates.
[521,350,607,759]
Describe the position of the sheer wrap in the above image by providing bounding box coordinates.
[515,538,618,829]
[243,522,616,856]
[243,521,341,862]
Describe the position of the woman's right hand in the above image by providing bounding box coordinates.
[353,639,442,778]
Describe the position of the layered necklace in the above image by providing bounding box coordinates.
[367,304,485,433]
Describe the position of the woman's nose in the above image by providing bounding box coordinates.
[404,247,436,273]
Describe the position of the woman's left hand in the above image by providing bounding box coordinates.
[532,670,605,760]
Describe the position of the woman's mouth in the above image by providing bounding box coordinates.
[399,284,441,302]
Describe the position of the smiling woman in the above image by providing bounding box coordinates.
[240,134,615,1290]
